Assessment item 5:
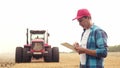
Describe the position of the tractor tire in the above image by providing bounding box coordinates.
[44,48,52,62]
[52,47,59,62]
[22,48,31,62]
[15,47,23,63]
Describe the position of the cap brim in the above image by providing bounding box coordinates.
[72,17,77,21]
[72,16,82,21]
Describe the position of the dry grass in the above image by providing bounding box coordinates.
[12,53,80,68]
[0,52,120,68]
[0,53,15,68]
[105,52,120,68]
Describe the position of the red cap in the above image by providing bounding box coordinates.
[72,9,91,21]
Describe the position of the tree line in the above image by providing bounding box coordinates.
[108,45,120,52]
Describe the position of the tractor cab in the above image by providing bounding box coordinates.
[30,30,49,52]
[30,30,51,52]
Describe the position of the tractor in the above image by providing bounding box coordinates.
[15,28,59,63]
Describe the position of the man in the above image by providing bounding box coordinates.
[72,8,108,68]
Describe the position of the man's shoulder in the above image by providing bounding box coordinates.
[91,25,107,36]
[91,25,100,31]
[91,25,105,32]
[91,25,108,37]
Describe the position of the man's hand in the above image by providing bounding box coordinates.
[73,42,84,54]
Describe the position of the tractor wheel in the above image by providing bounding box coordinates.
[52,47,59,62]
[22,48,31,62]
[44,48,52,62]
[15,47,23,63]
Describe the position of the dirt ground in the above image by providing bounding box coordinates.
[0,52,120,68]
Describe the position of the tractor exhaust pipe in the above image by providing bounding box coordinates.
[26,28,29,44]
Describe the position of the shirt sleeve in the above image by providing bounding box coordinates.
[95,29,108,58]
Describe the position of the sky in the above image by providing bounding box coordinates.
[0,0,120,53]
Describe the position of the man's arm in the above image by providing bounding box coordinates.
[73,42,96,56]
[75,46,108,58]
[75,46,96,56]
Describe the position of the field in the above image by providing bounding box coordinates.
[0,52,120,68]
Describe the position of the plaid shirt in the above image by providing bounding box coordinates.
[80,24,108,68]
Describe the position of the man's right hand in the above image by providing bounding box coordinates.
[73,42,84,54]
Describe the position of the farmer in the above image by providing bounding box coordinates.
[72,8,108,68]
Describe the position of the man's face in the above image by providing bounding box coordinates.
[77,17,90,29]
